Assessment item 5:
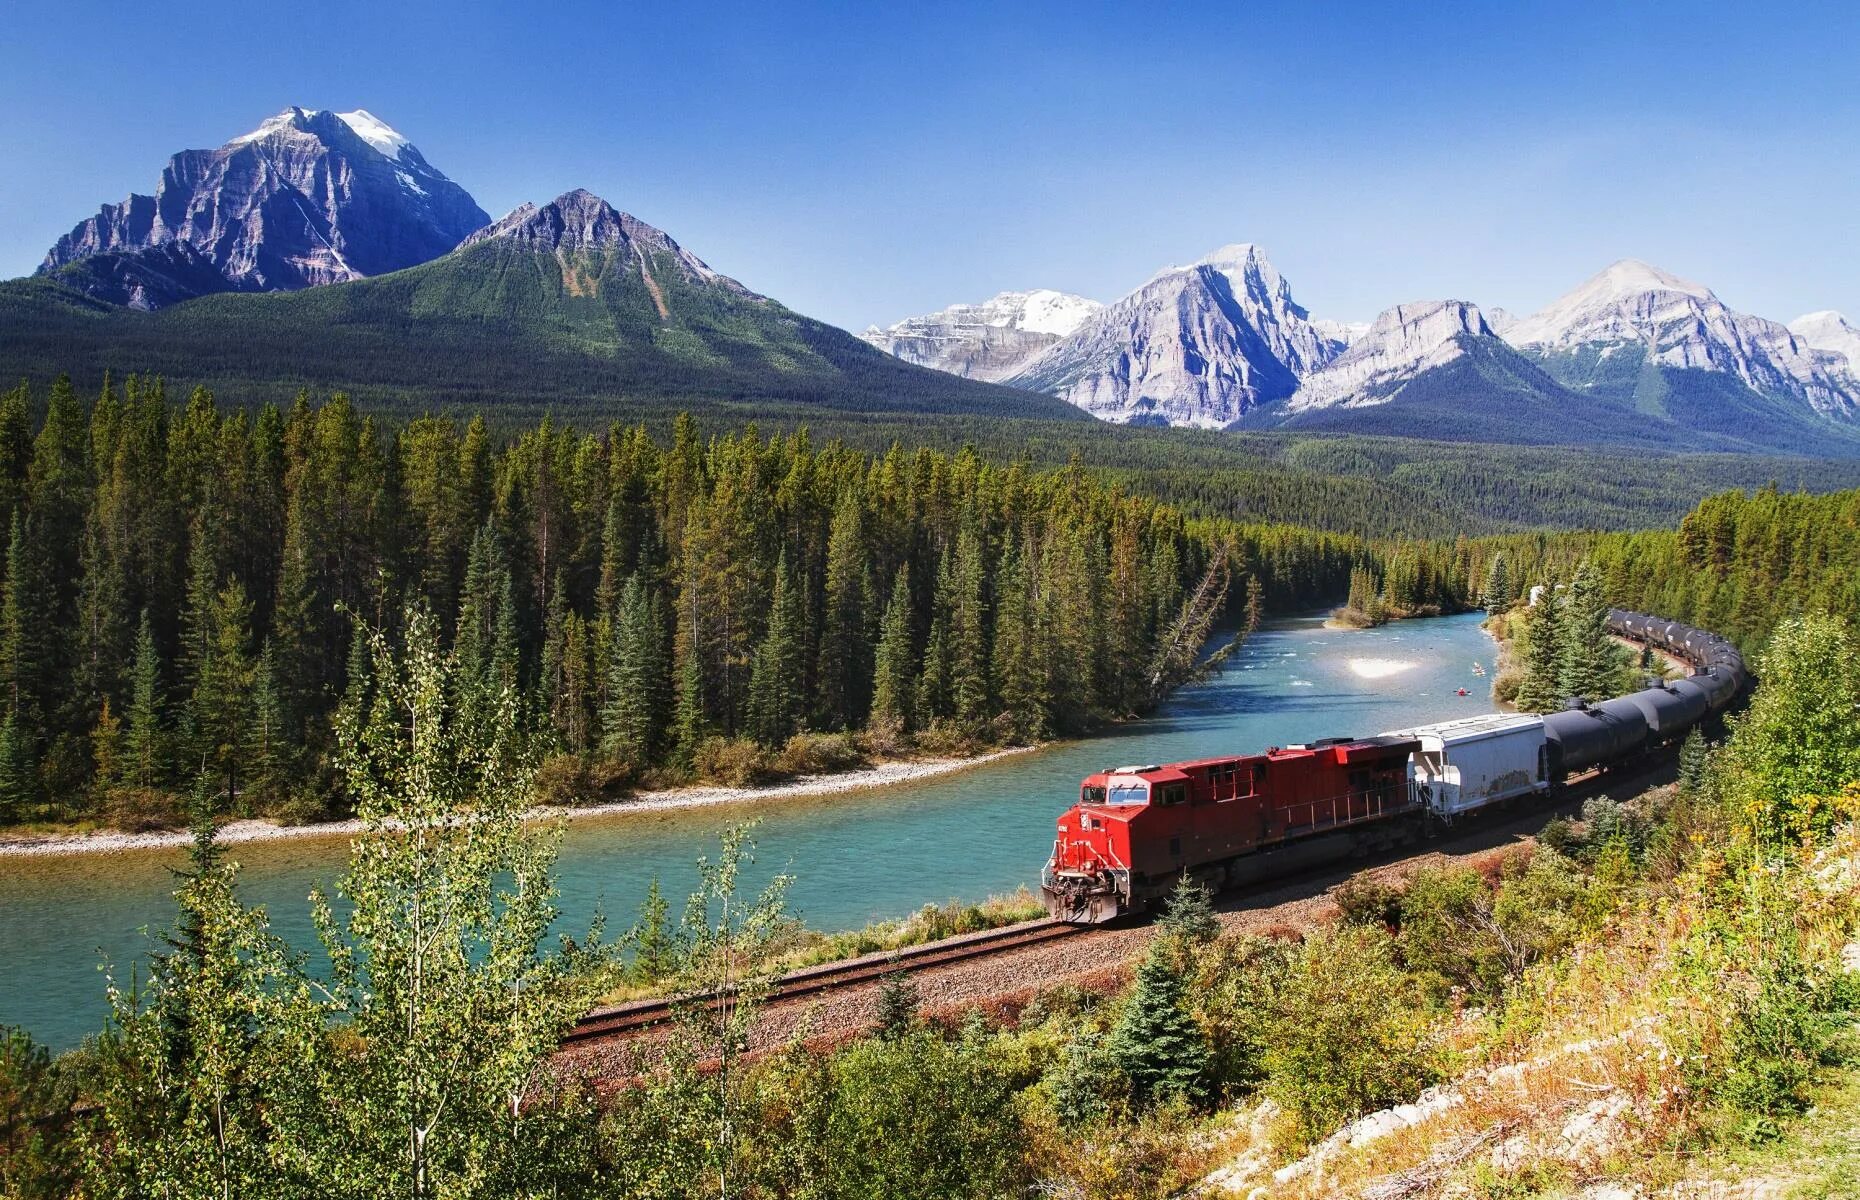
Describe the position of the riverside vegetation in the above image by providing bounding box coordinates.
[0,606,1856,1198]
[0,374,1485,835]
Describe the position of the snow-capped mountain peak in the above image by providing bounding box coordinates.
[1004,242,1341,429]
[1790,310,1860,378]
[1590,258,1713,302]
[41,106,489,303]
[1500,260,1858,419]
[1012,289,1103,337]
[1502,259,1716,349]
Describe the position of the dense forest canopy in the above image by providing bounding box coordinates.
[1471,485,1860,651]
[0,375,1480,829]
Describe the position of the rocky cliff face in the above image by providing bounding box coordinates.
[1007,244,1344,428]
[1284,300,1495,412]
[40,107,489,305]
[859,290,1102,382]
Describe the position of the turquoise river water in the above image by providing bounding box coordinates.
[0,612,1497,1050]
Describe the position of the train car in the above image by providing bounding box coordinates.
[1043,736,1417,923]
[1391,713,1548,817]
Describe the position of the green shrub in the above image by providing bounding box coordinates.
[769,1029,1027,1199]
[0,1026,79,1199]
[530,753,593,807]
[775,731,865,775]
[100,786,182,832]
[690,736,774,787]
[1261,924,1442,1144]
[1334,872,1403,928]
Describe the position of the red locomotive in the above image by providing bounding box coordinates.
[1042,736,1420,923]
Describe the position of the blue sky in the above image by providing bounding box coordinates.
[4,0,1857,331]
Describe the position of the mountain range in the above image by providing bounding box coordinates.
[3,110,1079,421]
[869,248,1860,454]
[8,107,1860,455]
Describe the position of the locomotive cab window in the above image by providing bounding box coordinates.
[1081,785,1107,806]
[1106,780,1149,806]
[1157,783,1187,807]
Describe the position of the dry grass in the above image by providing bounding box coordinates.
[1202,826,1860,1199]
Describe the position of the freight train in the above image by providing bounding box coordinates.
[1040,609,1747,923]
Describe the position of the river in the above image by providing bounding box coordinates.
[0,612,1497,1050]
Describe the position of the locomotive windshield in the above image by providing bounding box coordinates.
[1105,779,1149,806]
[1081,785,1106,805]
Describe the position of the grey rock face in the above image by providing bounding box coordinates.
[40,107,489,304]
[1503,260,1858,419]
[1286,300,1495,412]
[1008,244,1344,428]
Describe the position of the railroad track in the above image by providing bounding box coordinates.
[563,917,1085,1046]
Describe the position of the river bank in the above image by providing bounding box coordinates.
[0,746,1037,859]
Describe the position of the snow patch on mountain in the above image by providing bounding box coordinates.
[859,289,1103,382]
[1285,300,1492,412]
[1312,317,1371,347]
[1790,310,1860,378]
[335,109,412,158]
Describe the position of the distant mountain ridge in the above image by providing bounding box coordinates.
[39,106,489,307]
[11,107,1860,454]
[866,249,1860,454]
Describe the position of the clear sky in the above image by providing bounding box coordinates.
[4,0,1857,332]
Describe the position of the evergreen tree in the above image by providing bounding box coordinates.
[0,708,34,819]
[672,615,708,763]
[914,549,956,725]
[869,565,915,734]
[991,536,1049,740]
[189,580,257,804]
[82,776,292,1200]
[91,697,123,792]
[632,876,674,983]
[1244,573,1264,636]
[1556,560,1623,702]
[748,550,805,747]
[1483,552,1512,613]
[1514,585,1567,714]
[602,572,669,767]
[249,639,293,809]
[949,522,991,724]
[1106,939,1208,1106]
[0,514,56,736]
[815,492,868,730]
[123,610,165,789]
[873,969,920,1039]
